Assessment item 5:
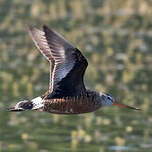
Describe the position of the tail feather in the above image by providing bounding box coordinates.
[8,97,44,112]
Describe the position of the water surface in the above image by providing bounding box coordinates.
[0,0,152,151]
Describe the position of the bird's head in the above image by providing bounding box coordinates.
[101,93,141,110]
[100,93,115,106]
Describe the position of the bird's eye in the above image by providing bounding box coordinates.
[107,96,111,100]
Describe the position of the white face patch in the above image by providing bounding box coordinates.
[31,97,44,110]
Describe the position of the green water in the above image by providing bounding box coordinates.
[0,0,152,151]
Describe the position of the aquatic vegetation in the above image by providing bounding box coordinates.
[0,0,152,151]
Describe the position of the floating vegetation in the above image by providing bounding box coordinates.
[0,0,152,151]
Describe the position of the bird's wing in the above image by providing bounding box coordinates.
[29,25,88,98]
[28,26,55,91]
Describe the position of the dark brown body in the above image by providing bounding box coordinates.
[8,26,141,114]
[43,92,101,114]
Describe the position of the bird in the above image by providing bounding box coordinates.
[8,25,141,114]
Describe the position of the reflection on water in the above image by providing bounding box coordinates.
[0,0,152,152]
[110,146,129,151]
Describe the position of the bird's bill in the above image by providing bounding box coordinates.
[113,101,141,110]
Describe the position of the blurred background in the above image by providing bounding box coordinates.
[0,0,152,151]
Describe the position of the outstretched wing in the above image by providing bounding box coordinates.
[29,25,88,98]
[28,26,55,91]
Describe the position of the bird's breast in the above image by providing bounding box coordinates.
[43,96,101,114]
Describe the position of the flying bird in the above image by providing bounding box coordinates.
[8,25,141,114]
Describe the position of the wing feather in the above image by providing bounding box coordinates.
[43,25,76,91]
[29,25,88,98]
[28,26,55,91]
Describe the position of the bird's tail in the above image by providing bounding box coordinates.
[8,97,44,112]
